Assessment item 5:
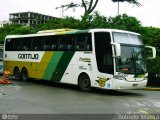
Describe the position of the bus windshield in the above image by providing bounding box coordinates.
[113,32,147,74]
[116,45,147,74]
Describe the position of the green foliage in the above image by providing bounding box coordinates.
[36,17,81,31]
[139,27,160,45]
[89,12,108,28]
[107,14,142,32]
[10,26,35,35]
[147,56,160,76]
[0,24,35,42]
[139,27,160,79]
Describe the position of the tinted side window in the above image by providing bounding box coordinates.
[76,33,92,51]
[31,37,43,51]
[58,35,75,51]
[21,38,30,51]
[43,36,58,51]
[5,39,13,51]
[5,33,92,51]
[5,38,22,51]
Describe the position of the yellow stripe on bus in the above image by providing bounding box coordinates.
[31,52,54,79]
[4,52,55,79]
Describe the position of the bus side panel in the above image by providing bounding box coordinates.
[92,65,114,89]
[42,51,75,82]
[4,61,33,76]
[3,51,44,77]
[42,51,63,80]
[60,52,93,85]
[33,51,56,79]
[3,51,75,81]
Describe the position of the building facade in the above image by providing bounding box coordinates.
[0,20,11,28]
[9,12,56,26]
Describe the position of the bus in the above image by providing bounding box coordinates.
[3,29,156,91]
[0,44,4,74]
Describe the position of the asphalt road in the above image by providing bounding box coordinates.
[0,79,160,120]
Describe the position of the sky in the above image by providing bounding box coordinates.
[0,0,160,28]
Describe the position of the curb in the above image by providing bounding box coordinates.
[143,87,160,91]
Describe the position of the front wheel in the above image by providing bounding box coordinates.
[78,74,92,91]
[21,68,28,82]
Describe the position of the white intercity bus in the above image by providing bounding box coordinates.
[3,29,156,91]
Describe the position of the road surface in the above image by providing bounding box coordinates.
[0,79,160,120]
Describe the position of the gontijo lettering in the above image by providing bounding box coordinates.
[18,54,39,59]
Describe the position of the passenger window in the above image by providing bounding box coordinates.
[67,37,75,51]
[5,39,13,51]
[76,40,85,50]
[13,39,22,51]
[76,33,92,51]
[43,36,58,51]
[58,35,75,51]
[21,38,31,51]
[31,37,43,51]
[59,38,67,50]
[43,45,51,50]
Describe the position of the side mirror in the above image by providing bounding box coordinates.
[145,46,156,59]
[111,42,121,57]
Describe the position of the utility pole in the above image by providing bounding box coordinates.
[118,0,120,15]
[55,2,79,18]
[55,5,66,18]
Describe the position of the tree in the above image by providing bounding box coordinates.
[107,14,142,32]
[61,0,99,17]
[112,0,141,15]
[112,0,141,6]
[81,0,99,16]
[63,0,141,17]
[0,24,35,42]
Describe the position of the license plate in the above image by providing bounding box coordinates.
[133,84,138,87]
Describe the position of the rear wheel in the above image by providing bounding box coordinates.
[21,68,28,82]
[78,74,91,91]
[14,67,21,81]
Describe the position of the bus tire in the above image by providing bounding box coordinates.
[21,68,28,82]
[14,67,21,81]
[78,74,92,91]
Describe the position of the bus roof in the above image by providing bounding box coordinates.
[5,28,140,39]
[90,29,140,35]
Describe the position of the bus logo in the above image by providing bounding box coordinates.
[18,53,39,60]
[96,78,110,87]
[79,57,91,62]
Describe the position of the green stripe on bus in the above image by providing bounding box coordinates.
[43,52,63,80]
[51,51,75,82]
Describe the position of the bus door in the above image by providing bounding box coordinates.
[94,32,114,89]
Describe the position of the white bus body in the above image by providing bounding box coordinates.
[3,29,156,91]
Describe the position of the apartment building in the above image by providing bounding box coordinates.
[9,12,56,26]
